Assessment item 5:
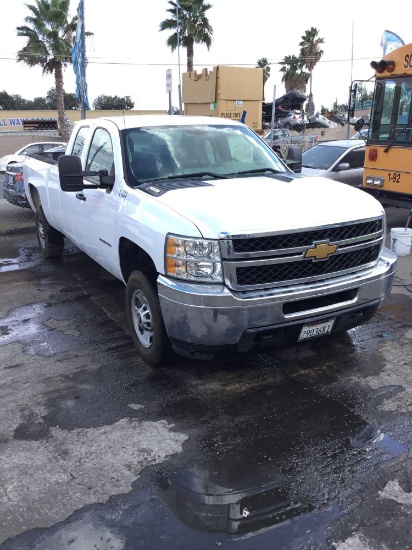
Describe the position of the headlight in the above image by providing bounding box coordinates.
[365,176,384,187]
[165,234,222,282]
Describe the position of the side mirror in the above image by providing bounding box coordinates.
[337,162,350,172]
[100,173,115,187]
[58,155,115,192]
[58,155,84,192]
[354,118,364,132]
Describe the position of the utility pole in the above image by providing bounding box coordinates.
[176,1,183,114]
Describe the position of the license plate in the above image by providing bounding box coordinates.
[298,319,335,341]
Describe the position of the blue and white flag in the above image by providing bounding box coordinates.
[72,0,90,109]
[380,30,405,57]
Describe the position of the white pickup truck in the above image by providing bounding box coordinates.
[23,115,396,366]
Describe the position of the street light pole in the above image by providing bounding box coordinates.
[176,1,183,114]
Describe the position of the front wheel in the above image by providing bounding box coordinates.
[35,206,64,259]
[126,270,173,367]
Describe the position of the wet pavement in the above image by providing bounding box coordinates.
[1,204,412,549]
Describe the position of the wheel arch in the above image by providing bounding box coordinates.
[119,237,158,284]
[28,184,41,211]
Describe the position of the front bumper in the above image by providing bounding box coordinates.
[157,248,397,359]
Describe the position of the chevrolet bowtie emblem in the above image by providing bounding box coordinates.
[304,242,338,261]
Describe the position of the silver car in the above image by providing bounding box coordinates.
[301,139,365,187]
[277,110,308,130]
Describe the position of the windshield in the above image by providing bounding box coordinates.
[121,124,289,185]
[369,76,412,143]
[301,145,347,170]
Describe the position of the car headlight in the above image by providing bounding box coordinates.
[365,176,384,187]
[165,234,222,282]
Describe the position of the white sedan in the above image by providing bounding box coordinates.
[0,141,66,172]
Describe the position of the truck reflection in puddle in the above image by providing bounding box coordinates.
[156,380,405,538]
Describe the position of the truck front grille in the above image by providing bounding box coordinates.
[233,219,383,254]
[221,217,384,291]
[236,245,380,286]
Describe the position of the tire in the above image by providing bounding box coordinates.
[126,270,173,367]
[35,206,64,259]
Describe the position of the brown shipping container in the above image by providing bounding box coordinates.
[183,66,263,130]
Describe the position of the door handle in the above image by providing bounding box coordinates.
[76,193,86,201]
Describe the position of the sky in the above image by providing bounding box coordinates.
[1,0,411,113]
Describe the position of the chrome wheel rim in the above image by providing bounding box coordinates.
[131,289,153,348]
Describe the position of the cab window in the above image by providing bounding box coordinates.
[85,128,114,185]
[72,126,89,157]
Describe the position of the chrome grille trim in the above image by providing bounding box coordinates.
[219,216,383,259]
[221,217,384,291]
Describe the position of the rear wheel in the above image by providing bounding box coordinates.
[35,206,64,259]
[126,270,173,367]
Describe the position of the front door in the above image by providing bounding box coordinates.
[73,127,120,275]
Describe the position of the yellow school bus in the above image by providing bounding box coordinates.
[361,43,412,208]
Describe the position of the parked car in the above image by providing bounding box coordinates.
[307,113,332,128]
[301,139,365,187]
[351,128,369,139]
[330,113,347,126]
[277,110,308,131]
[2,162,29,208]
[0,141,67,172]
[263,128,318,156]
[41,145,67,161]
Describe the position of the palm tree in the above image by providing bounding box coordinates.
[299,27,324,115]
[279,55,309,93]
[16,0,77,141]
[160,0,213,73]
[256,57,270,100]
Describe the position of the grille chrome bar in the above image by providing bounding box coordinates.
[221,217,384,291]
[220,217,383,259]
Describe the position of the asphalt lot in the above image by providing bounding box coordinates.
[1,190,412,549]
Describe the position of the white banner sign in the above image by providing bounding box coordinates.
[166,69,172,93]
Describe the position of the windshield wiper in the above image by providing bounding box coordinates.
[384,115,412,152]
[167,171,228,180]
[234,167,282,175]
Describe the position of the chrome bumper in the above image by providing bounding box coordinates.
[157,247,397,356]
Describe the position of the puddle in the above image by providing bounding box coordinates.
[3,380,406,549]
[155,380,406,540]
[0,248,39,272]
[0,258,21,272]
[0,303,46,343]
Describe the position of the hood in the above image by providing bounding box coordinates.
[155,175,383,238]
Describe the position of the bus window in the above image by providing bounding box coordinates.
[370,77,412,143]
